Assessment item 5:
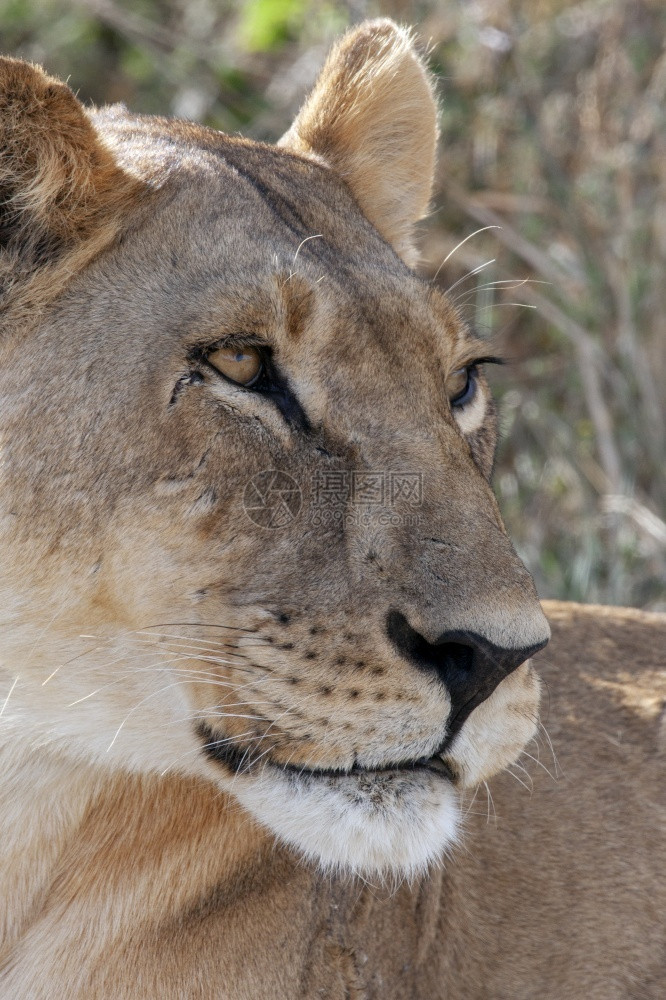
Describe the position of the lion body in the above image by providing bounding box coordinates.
[1,603,663,999]
[0,19,664,999]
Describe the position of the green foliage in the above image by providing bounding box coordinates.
[237,0,308,52]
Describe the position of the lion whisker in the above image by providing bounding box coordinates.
[537,721,561,777]
[140,621,260,634]
[506,765,533,794]
[450,276,545,304]
[238,742,278,775]
[443,258,495,299]
[0,674,20,717]
[462,783,481,820]
[106,680,271,752]
[520,748,557,783]
[483,781,497,825]
[159,730,261,775]
[430,225,500,283]
[290,233,323,269]
[135,631,250,651]
[64,652,245,706]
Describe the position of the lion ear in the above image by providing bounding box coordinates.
[0,57,136,314]
[279,19,438,266]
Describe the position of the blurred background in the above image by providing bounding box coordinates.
[2,0,664,609]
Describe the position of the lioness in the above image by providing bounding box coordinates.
[0,18,664,1000]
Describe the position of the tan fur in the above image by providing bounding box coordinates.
[0,58,142,333]
[0,20,663,999]
[279,19,438,266]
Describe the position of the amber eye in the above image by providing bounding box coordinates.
[447,365,477,408]
[207,345,263,387]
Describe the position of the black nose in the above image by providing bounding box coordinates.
[386,610,548,742]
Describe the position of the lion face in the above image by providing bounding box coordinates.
[0,23,549,878]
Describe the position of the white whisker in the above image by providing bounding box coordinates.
[444,259,495,299]
[291,233,322,268]
[0,674,19,717]
[431,226,500,282]
[135,631,243,651]
[520,749,557,782]
[506,765,532,794]
[159,730,259,775]
[483,780,496,825]
[106,680,269,753]
[462,783,480,820]
[538,722,561,776]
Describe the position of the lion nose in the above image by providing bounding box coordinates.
[386,610,548,741]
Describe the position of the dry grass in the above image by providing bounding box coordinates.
[418,0,666,608]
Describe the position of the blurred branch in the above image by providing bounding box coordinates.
[516,285,622,494]
[76,0,198,54]
[602,495,666,546]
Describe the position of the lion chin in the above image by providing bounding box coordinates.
[230,765,461,880]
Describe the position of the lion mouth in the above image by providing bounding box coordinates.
[281,754,457,783]
[196,723,457,783]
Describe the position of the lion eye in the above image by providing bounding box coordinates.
[447,365,477,408]
[207,345,263,387]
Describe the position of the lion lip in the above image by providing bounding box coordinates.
[197,723,457,783]
[280,754,457,783]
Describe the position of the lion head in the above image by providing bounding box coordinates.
[0,20,549,878]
